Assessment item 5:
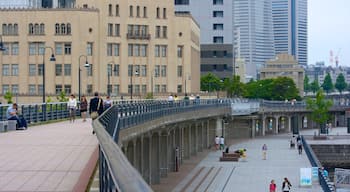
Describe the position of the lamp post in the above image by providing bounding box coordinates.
[0,35,6,51]
[78,55,90,101]
[42,47,56,103]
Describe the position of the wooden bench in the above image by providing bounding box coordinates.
[220,152,240,162]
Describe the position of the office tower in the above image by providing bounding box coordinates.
[272,0,307,66]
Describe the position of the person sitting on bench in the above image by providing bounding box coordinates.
[7,103,27,129]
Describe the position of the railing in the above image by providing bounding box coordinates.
[93,99,231,192]
[302,136,334,192]
[0,102,73,123]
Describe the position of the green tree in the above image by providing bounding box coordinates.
[310,79,320,94]
[304,75,310,94]
[335,73,347,94]
[306,89,333,133]
[226,75,246,97]
[200,73,222,92]
[57,91,69,102]
[321,73,333,94]
[271,77,299,100]
[4,91,13,104]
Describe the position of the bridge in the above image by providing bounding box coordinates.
[0,99,348,191]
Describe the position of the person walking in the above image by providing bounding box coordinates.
[103,95,112,110]
[269,179,276,192]
[297,139,303,155]
[215,136,220,150]
[219,136,225,150]
[262,144,268,160]
[79,95,88,122]
[282,177,292,192]
[67,94,77,123]
[89,92,104,134]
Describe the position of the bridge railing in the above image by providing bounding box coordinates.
[93,99,231,192]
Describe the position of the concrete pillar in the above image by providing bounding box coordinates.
[168,129,175,172]
[180,126,184,164]
[160,131,169,178]
[275,116,279,134]
[298,114,303,132]
[151,132,160,184]
[142,134,151,183]
[206,120,210,148]
[262,116,266,136]
[191,123,196,156]
[251,119,255,138]
[197,123,203,152]
[288,116,292,133]
[183,125,190,159]
[216,118,223,137]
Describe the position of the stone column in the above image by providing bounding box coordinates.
[151,132,160,184]
[275,115,279,134]
[160,131,169,177]
[262,116,266,136]
[288,116,292,133]
[216,118,223,137]
[251,119,256,138]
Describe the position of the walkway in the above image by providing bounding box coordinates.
[0,119,98,192]
[173,131,325,192]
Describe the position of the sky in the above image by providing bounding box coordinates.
[308,0,350,66]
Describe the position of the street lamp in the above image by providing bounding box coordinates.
[0,35,6,51]
[130,69,139,100]
[42,47,56,103]
[78,55,90,101]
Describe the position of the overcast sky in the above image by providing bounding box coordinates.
[308,0,350,66]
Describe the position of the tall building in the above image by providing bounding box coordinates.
[233,0,276,79]
[175,0,236,79]
[271,0,307,66]
[0,0,200,103]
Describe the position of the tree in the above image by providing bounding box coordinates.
[310,79,320,94]
[321,73,333,94]
[57,91,69,102]
[304,75,310,94]
[306,89,333,134]
[200,73,222,92]
[226,75,246,97]
[335,73,347,94]
[271,77,299,100]
[4,91,13,104]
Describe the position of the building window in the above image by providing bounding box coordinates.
[141,65,147,76]
[213,23,224,30]
[29,85,36,95]
[142,85,147,93]
[2,64,9,76]
[38,64,43,76]
[177,85,183,93]
[161,45,167,57]
[161,85,167,93]
[2,85,9,94]
[213,11,224,17]
[55,43,62,55]
[115,24,120,36]
[177,66,183,77]
[87,42,93,56]
[64,64,71,76]
[28,23,34,34]
[11,43,19,55]
[175,0,190,5]
[64,43,71,55]
[136,6,140,17]
[213,0,223,5]
[155,85,160,93]
[140,45,147,56]
[40,23,45,34]
[155,45,160,57]
[154,65,160,77]
[29,42,45,55]
[177,46,183,58]
[155,26,161,38]
[87,84,93,94]
[107,43,120,56]
[113,85,120,95]
[61,24,66,34]
[11,85,19,94]
[11,64,18,76]
[67,23,71,34]
[55,23,71,35]
[161,65,167,77]
[114,64,119,76]
[29,64,36,76]
[108,4,113,16]
[128,65,133,76]
[143,6,147,17]
[87,64,93,76]
[55,23,60,34]
[129,5,133,17]
[108,23,113,36]
[162,26,167,38]
[55,85,62,94]
[38,85,43,94]
[55,64,62,76]
[156,7,160,18]
[64,85,71,94]
[213,36,224,44]
[116,4,119,16]
[163,8,167,19]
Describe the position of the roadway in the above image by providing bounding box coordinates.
[0,119,98,192]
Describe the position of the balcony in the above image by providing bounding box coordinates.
[126,33,151,40]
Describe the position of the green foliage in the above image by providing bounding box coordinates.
[200,73,222,92]
[335,73,347,94]
[225,75,246,97]
[310,79,320,93]
[321,73,333,93]
[46,96,53,103]
[306,89,333,129]
[56,91,68,102]
[304,75,310,93]
[145,92,154,99]
[4,91,13,104]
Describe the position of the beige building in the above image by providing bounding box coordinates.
[260,53,304,96]
[0,0,200,103]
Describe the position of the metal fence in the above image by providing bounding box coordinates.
[93,99,231,192]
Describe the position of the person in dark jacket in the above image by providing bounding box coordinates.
[89,92,103,134]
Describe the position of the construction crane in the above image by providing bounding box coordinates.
[335,48,341,67]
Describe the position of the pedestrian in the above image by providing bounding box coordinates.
[262,144,267,160]
[269,179,276,192]
[215,136,220,150]
[67,94,77,123]
[297,139,303,155]
[219,136,225,150]
[89,92,104,134]
[282,177,292,192]
[7,103,27,129]
[103,95,112,110]
[79,95,88,122]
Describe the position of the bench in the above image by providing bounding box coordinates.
[219,152,240,162]
[0,120,18,132]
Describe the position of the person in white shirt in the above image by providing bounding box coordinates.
[215,136,220,150]
[67,94,77,123]
[219,136,225,150]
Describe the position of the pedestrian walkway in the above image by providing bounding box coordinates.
[173,132,323,192]
[0,119,98,192]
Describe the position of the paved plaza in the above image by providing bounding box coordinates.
[0,119,98,192]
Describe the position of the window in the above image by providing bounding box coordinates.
[55,23,71,35]
[29,64,36,76]
[155,85,160,93]
[2,64,9,76]
[11,43,19,55]
[12,85,18,94]
[67,23,71,35]
[29,23,34,34]
[156,7,160,18]
[40,23,45,34]
[64,85,71,94]
[87,84,93,94]
[14,24,18,35]
[116,5,119,16]
[177,66,183,77]
[11,64,18,76]
[163,8,167,19]
[155,45,160,57]
[115,24,120,36]
[114,43,120,56]
[129,5,133,17]
[213,36,224,44]
[108,4,113,16]
[38,85,43,94]
[64,43,71,55]
[128,65,133,76]
[136,6,140,17]
[29,85,36,95]
[128,44,133,56]
[2,24,7,35]
[143,6,147,17]
[213,24,224,30]
[213,11,224,17]
[87,64,93,76]
[64,64,71,76]
[113,64,119,76]
[34,24,39,35]
[162,26,167,38]
[55,23,60,34]
[177,85,182,93]
[55,64,62,76]
[134,44,140,56]
[2,85,9,94]
[61,24,66,34]
[29,42,45,55]
[213,0,223,5]
[161,65,167,77]
[2,43,9,55]
[177,46,183,58]
[142,85,147,93]
[55,43,62,55]
[155,26,161,38]
[38,64,43,76]
[107,43,119,56]
[108,23,113,36]
[87,42,93,56]
[161,45,167,57]
[55,85,63,95]
[140,45,147,56]
[154,65,160,77]
[107,44,113,56]
[141,65,147,76]
[175,0,190,5]
[113,85,120,95]
[161,85,167,93]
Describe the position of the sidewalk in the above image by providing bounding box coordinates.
[0,119,98,192]
[173,133,323,192]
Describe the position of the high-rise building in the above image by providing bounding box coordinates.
[272,0,308,66]
[0,0,200,103]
